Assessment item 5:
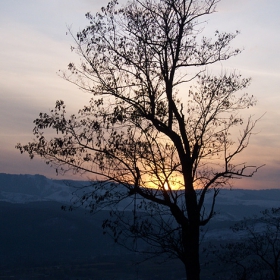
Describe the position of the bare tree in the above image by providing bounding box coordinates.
[213,208,280,280]
[16,0,261,279]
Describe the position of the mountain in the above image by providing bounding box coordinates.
[0,173,280,279]
[0,173,86,204]
[1,173,279,218]
[2,173,280,243]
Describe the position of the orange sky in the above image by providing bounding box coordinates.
[0,0,279,189]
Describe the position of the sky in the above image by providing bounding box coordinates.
[0,0,279,189]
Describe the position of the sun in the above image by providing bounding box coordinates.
[144,173,184,190]
[164,181,169,190]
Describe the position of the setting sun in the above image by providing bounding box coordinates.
[164,181,169,190]
[144,173,184,191]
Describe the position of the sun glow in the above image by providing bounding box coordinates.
[144,173,184,191]
[164,181,169,190]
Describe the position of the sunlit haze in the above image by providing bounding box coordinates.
[0,0,279,189]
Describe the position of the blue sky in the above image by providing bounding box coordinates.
[0,0,279,189]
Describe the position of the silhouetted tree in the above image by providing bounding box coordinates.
[214,208,280,280]
[16,0,261,279]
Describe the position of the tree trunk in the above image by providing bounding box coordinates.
[273,258,279,280]
[273,266,279,280]
[183,222,200,280]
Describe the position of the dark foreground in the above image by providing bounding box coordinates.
[0,257,186,280]
[0,201,239,279]
[0,201,189,279]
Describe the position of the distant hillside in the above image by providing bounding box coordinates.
[0,173,87,203]
[0,173,279,279]
[0,173,279,217]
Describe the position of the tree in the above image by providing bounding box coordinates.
[16,0,261,279]
[215,208,280,280]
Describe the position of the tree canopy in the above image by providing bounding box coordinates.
[16,0,261,279]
